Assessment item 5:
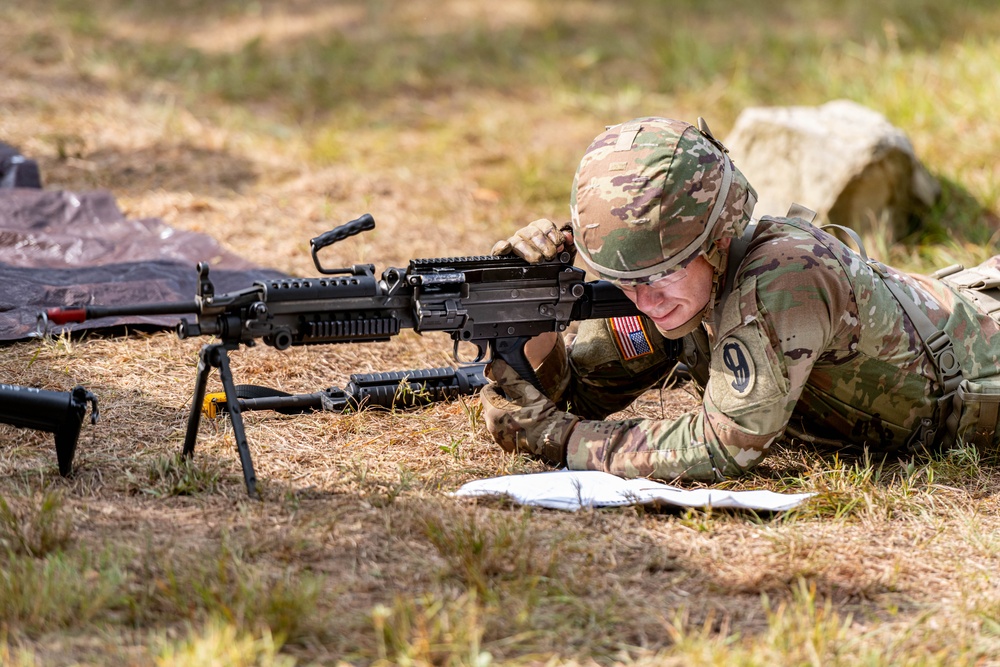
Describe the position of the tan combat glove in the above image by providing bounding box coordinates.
[479,358,579,466]
[491,218,575,264]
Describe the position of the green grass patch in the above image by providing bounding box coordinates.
[44,1,1000,117]
[420,506,553,598]
[371,592,492,667]
[0,489,73,557]
[0,636,39,667]
[658,578,996,666]
[131,453,223,497]
[154,618,295,667]
[132,539,324,644]
[0,548,129,635]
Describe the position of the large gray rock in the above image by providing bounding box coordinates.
[723,100,940,241]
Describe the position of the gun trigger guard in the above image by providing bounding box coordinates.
[453,338,490,364]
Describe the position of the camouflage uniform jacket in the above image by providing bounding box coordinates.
[559,216,1000,481]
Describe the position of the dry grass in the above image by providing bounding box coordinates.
[2,0,1000,664]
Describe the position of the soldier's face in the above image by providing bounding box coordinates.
[619,256,715,331]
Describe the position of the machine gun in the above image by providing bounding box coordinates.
[41,214,639,497]
[0,384,98,475]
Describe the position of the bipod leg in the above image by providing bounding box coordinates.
[182,343,259,499]
[182,344,214,459]
[215,346,259,499]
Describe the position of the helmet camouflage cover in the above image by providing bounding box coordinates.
[570,117,757,283]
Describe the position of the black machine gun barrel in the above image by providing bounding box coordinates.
[40,214,639,497]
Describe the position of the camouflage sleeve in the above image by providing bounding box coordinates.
[565,229,857,481]
[559,316,688,418]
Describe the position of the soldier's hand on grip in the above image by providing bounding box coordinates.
[480,358,579,466]
[491,218,574,264]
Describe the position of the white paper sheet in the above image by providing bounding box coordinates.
[453,470,813,512]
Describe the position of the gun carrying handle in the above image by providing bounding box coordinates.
[310,213,375,274]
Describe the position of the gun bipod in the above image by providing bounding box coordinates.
[182,343,259,498]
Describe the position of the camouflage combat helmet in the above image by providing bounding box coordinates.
[570,117,757,284]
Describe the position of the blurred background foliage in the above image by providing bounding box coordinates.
[5,0,1000,269]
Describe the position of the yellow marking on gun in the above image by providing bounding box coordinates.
[202,392,227,419]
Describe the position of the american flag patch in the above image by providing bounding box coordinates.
[609,316,652,360]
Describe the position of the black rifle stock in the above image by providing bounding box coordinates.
[0,384,99,475]
[42,214,639,497]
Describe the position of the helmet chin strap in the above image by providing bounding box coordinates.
[659,186,758,340]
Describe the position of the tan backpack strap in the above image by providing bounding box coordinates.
[714,220,760,327]
[821,224,963,392]
[956,383,1000,449]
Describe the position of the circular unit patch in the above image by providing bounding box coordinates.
[720,337,756,397]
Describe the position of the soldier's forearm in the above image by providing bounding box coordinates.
[564,414,721,482]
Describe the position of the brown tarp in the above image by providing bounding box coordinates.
[0,188,285,341]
